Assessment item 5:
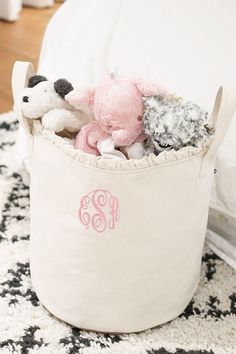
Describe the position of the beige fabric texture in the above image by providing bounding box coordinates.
[12,61,236,333]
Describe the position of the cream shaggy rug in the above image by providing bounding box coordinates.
[0,112,236,354]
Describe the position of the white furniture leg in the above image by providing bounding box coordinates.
[0,0,22,21]
[23,0,54,7]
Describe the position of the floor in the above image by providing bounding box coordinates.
[0,3,60,113]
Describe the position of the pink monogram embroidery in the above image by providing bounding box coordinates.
[78,189,120,233]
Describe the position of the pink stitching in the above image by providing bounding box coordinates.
[78,189,120,233]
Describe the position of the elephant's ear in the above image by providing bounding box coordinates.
[54,79,74,99]
[132,78,166,97]
[28,75,47,88]
[65,88,95,108]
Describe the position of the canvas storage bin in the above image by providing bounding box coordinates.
[12,61,236,333]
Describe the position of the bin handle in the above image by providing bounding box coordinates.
[200,87,236,178]
[12,61,35,137]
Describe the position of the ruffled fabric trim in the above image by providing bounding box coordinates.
[33,122,213,171]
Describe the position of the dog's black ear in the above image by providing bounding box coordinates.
[54,79,73,99]
[28,75,47,88]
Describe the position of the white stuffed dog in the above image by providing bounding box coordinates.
[20,75,90,133]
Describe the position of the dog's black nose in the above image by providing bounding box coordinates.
[23,96,29,103]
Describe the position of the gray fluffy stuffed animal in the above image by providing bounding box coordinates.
[143,94,211,154]
[19,75,90,133]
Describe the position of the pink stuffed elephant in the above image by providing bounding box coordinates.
[65,75,164,156]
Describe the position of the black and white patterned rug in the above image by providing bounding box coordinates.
[0,112,236,354]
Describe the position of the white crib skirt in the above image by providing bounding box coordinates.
[207,114,236,270]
